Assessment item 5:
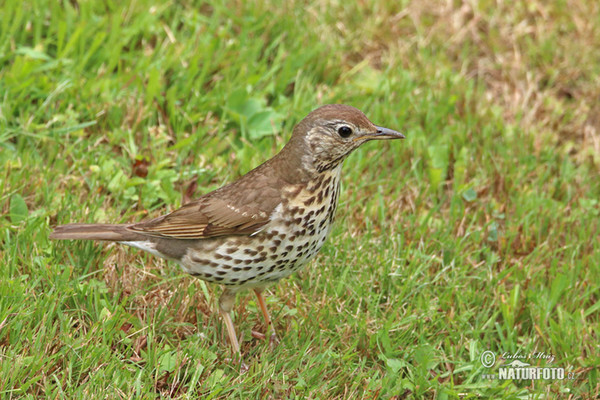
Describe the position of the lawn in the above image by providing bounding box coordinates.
[1,0,599,398]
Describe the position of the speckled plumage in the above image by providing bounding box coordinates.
[178,166,341,289]
[50,104,404,361]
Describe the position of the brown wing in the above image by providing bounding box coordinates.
[128,162,286,240]
[128,198,269,239]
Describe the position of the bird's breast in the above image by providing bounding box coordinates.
[180,167,342,290]
[267,166,342,263]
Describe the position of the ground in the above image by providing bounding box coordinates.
[1,0,599,398]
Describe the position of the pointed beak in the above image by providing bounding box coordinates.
[355,126,405,141]
[373,126,405,140]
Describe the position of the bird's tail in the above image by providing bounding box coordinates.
[50,223,141,241]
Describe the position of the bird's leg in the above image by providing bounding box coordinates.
[218,288,247,370]
[253,288,279,347]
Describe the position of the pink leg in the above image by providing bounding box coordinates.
[253,288,279,347]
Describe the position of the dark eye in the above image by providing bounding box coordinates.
[337,126,353,138]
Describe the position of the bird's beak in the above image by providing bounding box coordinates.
[355,126,405,141]
[373,126,405,139]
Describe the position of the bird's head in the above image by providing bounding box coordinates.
[286,104,404,173]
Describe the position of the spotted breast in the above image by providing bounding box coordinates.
[180,165,342,291]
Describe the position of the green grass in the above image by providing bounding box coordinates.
[1,0,599,398]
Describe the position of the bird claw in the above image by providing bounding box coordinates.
[269,332,280,348]
[225,356,249,373]
[240,361,249,373]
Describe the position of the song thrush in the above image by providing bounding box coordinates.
[50,104,404,360]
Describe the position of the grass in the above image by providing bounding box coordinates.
[1,0,599,398]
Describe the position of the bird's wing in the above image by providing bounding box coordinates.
[128,199,268,239]
[128,172,284,240]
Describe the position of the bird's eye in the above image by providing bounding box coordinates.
[337,126,353,138]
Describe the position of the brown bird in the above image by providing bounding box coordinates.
[50,104,404,361]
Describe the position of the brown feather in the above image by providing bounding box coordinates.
[50,224,141,241]
[51,105,385,243]
[128,157,287,239]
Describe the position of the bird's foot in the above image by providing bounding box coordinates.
[251,329,279,348]
[225,354,249,374]
[269,332,280,349]
[240,361,249,373]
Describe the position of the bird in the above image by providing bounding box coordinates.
[50,104,404,363]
